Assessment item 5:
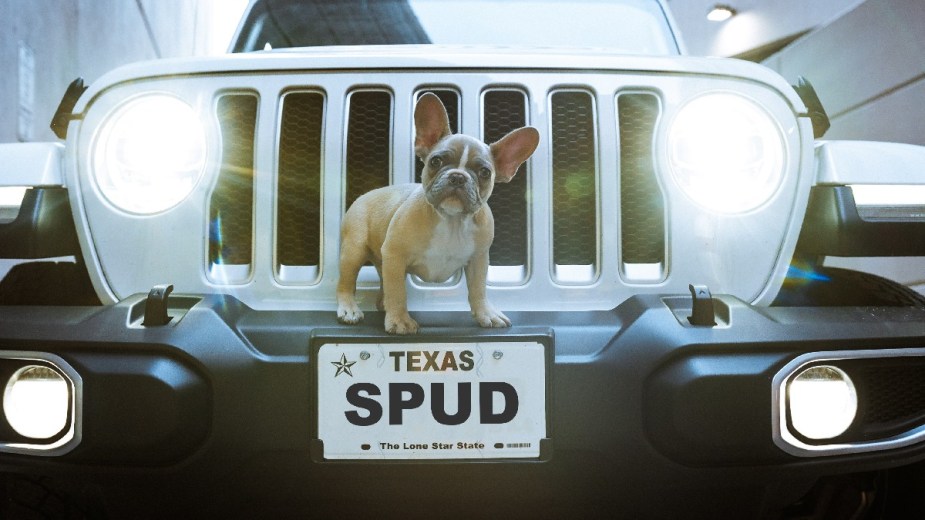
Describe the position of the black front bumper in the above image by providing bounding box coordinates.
[0,293,923,518]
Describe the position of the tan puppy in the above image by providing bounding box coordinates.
[336,93,539,334]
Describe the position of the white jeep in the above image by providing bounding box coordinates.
[0,0,923,517]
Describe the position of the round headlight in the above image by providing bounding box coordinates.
[4,365,70,439]
[667,93,785,214]
[788,365,857,440]
[93,94,206,214]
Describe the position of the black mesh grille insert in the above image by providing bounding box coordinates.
[277,92,324,267]
[345,90,392,210]
[415,89,459,183]
[551,91,596,266]
[618,94,664,265]
[483,90,528,267]
[210,94,258,266]
[848,360,925,441]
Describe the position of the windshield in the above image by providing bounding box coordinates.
[232,0,679,55]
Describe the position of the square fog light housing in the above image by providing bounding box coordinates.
[773,349,925,457]
[0,353,81,455]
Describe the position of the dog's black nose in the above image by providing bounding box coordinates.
[448,171,467,186]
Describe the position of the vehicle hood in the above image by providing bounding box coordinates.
[75,45,805,113]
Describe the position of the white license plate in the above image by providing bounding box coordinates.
[317,341,547,460]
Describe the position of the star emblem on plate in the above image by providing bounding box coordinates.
[331,353,356,378]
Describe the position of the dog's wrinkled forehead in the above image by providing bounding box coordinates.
[429,135,492,171]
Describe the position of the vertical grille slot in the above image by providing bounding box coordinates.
[345,90,392,210]
[209,94,258,282]
[618,93,665,281]
[483,89,528,278]
[277,91,324,282]
[415,89,460,182]
[550,90,597,282]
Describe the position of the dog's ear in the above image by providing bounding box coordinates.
[414,93,452,158]
[490,127,539,183]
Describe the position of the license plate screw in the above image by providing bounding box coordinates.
[360,351,370,361]
[493,350,503,360]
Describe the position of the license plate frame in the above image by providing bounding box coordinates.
[310,331,553,462]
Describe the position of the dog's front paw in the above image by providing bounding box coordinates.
[337,303,364,325]
[472,307,512,328]
[385,312,419,335]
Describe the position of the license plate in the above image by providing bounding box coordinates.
[316,341,547,460]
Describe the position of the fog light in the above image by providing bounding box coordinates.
[3,365,70,439]
[788,365,857,440]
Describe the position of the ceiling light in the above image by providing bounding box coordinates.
[707,4,737,22]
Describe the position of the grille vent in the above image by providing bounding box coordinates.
[345,90,392,210]
[205,82,668,289]
[483,90,528,267]
[618,93,664,273]
[277,91,324,272]
[550,90,597,270]
[209,94,258,273]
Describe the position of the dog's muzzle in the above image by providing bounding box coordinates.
[427,169,481,213]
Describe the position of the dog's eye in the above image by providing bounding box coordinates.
[478,167,492,179]
[429,156,443,169]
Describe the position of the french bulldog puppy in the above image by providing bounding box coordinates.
[336,93,539,334]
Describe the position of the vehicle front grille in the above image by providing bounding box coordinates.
[82,66,805,309]
[207,78,670,289]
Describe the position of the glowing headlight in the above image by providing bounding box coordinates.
[3,365,70,439]
[667,93,785,213]
[788,365,857,440]
[93,94,206,214]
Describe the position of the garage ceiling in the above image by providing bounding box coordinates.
[666,0,864,58]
